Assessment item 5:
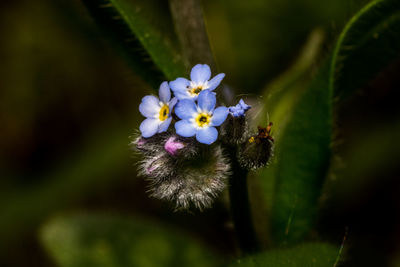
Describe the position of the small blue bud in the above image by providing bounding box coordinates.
[228,99,251,118]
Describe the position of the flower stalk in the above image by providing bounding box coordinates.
[226,145,260,254]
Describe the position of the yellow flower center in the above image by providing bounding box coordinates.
[189,86,203,95]
[159,104,169,121]
[195,113,211,127]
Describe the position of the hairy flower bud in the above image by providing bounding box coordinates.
[220,115,251,145]
[132,132,231,210]
[133,132,168,155]
[238,123,274,170]
[220,99,252,145]
[132,132,200,159]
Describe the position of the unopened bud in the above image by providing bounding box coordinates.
[238,123,274,170]
[220,99,252,145]
[133,132,231,210]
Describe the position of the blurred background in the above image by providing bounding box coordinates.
[1,0,400,266]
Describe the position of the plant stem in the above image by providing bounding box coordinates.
[168,0,216,70]
[168,0,257,253]
[227,147,259,254]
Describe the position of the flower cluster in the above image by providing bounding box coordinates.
[139,64,227,144]
[133,64,273,210]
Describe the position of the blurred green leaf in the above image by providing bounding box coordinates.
[269,62,332,245]
[325,120,400,204]
[203,0,369,93]
[40,213,220,267]
[82,0,186,87]
[318,0,400,234]
[250,28,327,242]
[0,122,131,253]
[256,29,325,136]
[330,0,400,101]
[250,29,325,246]
[229,243,339,267]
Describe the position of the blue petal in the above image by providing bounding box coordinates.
[234,110,244,117]
[211,106,228,126]
[169,78,190,95]
[197,90,216,112]
[196,127,218,144]
[239,99,251,111]
[158,117,172,133]
[139,95,160,118]
[207,73,225,91]
[175,99,197,120]
[174,89,191,100]
[175,120,196,137]
[169,97,178,110]
[190,64,211,84]
[159,81,171,103]
[140,118,159,138]
[229,105,242,117]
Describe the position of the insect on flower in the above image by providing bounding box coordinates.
[169,64,225,100]
[139,81,177,138]
[174,90,228,144]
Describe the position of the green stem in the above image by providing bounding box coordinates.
[168,0,216,70]
[227,147,259,254]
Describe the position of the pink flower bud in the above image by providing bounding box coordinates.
[164,137,185,155]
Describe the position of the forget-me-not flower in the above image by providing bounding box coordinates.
[169,64,225,100]
[174,90,228,144]
[139,81,177,138]
[228,99,251,117]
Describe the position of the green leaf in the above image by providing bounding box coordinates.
[266,0,400,245]
[40,213,221,267]
[230,243,339,267]
[269,62,332,245]
[330,0,400,101]
[251,29,328,245]
[82,0,187,87]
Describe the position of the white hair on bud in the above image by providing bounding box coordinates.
[238,138,274,170]
[132,132,231,211]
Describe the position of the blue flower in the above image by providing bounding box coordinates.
[169,64,225,100]
[228,99,251,117]
[139,82,177,138]
[174,90,228,144]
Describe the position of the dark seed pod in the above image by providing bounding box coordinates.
[238,123,274,170]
